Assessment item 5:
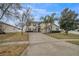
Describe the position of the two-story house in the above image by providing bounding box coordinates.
[24,21,60,33]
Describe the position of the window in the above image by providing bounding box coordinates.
[0,24,2,29]
[33,24,36,26]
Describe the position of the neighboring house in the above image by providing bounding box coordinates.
[25,21,40,32]
[40,22,60,33]
[24,21,60,33]
[0,21,21,33]
[52,23,60,31]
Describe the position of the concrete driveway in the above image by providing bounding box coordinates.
[22,32,79,56]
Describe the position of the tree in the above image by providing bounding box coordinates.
[15,11,26,35]
[59,8,78,35]
[40,13,55,33]
[25,8,34,31]
[0,3,21,20]
[16,8,33,35]
[0,4,21,33]
[40,16,48,33]
[47,13,55,32]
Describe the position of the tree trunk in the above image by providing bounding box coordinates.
[45,23,48,33]
[21,27,24,35]
[21,28,24,40]
[21,31,23,35]
[0,4,11,20]
[65,30,68,35]
[50,24,52,33]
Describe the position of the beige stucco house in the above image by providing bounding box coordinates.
[0,21,21,33]
[25,22,40,32]
[24,21,60,33]
[40,22,60,33]
[0,21,60,33]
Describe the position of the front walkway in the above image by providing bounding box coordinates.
[22,32,79,56]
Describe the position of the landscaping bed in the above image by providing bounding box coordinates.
[51,31,61,33]
[0,44,28,56]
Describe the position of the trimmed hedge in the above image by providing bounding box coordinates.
[51,31,61,33]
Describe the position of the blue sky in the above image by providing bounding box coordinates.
[21,3,79,22]
[2,3,79,26]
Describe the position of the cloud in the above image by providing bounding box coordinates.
[22,4,61,21]
[32,8,51,21]
[32,8,52,15]
[29,7,53,21]
[32,8,60,21]
[26,4,61,21]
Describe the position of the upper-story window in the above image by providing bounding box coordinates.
[0,24,2,29]
[26,23,31,26]
[33,23,36,26]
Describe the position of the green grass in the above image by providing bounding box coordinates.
[67,41,79,45]
[47,33,79,39]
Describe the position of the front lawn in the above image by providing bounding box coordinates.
[0,33,15,40]
[67,41,79,45]
[0,32,29,56]
[0,32,29,43]
[47,33,79,45]
[47,33,79,39]
[0,44,28,56]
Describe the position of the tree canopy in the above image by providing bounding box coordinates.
[0,3,21,20]
[59,8,78,34]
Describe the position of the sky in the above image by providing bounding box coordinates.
[20,3,79,25]
[1,3,79,26]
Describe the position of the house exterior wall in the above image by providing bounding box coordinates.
[40,23,60,32]
[0,21,60,33]
[24,22,60,32]
[52,24,59,31]
[40,23,46,33]
[0,24,2,30]
[0,23,21,33]
[25,22,39,32]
